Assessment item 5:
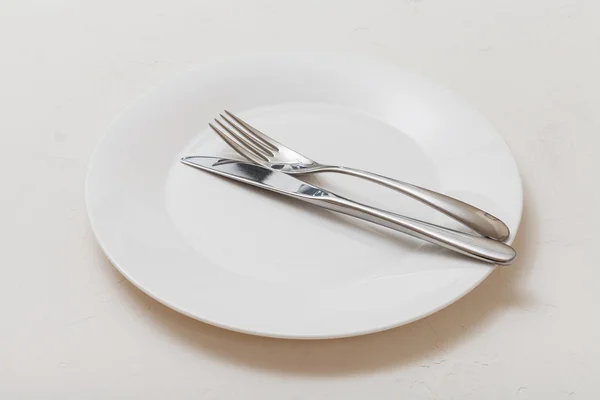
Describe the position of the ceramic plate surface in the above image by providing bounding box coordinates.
[86,53,522,339]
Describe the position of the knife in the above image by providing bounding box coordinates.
[181,156,516,265]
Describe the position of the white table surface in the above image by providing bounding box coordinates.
[1,1,598,398]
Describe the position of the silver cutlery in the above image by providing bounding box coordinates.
[181,156,516,265]
[208,111,510,241]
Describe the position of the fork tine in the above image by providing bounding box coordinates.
[224,110,279,152]
[219,113,275,157]
[209,123,268,163]
[214,119,272,159]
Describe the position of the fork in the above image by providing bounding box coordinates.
[209,110,510,241]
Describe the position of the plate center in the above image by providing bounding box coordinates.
[166,103,442,287]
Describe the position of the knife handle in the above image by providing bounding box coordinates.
[316,166,509,241]
[310,196,515,265]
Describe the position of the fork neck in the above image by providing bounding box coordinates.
[309,164,345,173]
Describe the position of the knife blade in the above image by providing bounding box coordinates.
[181,156,331,199]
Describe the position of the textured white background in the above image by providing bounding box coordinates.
[1,0,598,398]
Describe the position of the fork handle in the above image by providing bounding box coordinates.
[316,166,510,241]
[311,196,515,265]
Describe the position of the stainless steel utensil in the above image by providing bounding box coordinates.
[207,111,510,241]
[181,156,516,265]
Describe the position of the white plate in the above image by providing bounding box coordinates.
[86,53,522,339]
